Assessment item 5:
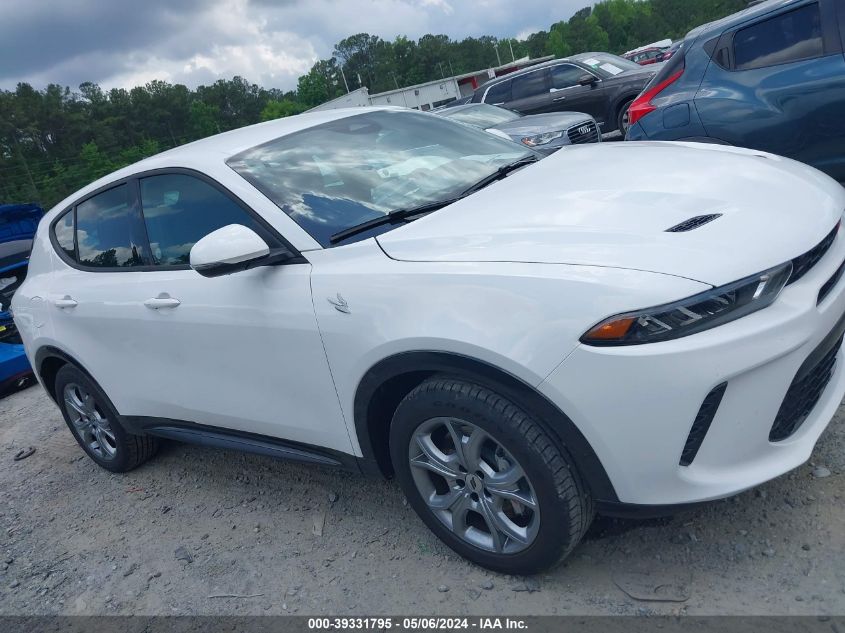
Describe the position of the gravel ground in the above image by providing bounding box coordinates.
[1,384,843,616]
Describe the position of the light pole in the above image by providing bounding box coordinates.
[493,42,501,66]
[339,65,350,93]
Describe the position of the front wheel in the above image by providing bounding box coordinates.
[390,377,593,574]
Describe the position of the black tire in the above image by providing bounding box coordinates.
[54,364,158,473]
[617,98,634,135]
[390,376,593,574]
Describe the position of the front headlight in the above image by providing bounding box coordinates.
[581,262,793,346]
[521,131,563,146]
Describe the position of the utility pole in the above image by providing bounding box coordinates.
[14,138,38,202]
[339,66,350,93]
[509,40,515,62]
[391,71,400,89]
[438,62,445,78]
[493,43,501,67]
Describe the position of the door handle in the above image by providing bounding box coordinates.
[144,294,181,309]
[553,95,567,101]
[54,296,78,309]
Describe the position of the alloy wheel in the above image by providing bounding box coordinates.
[63,382,117,460]
[407,417,540,554]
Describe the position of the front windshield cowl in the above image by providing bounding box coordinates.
[226,110,532,247]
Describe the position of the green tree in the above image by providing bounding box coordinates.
[260,99,308,121]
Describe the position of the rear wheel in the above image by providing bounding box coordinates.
[55,364,158,472]
[390,377,593,574]
[617,98,634,136]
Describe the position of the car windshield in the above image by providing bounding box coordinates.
[440,104,522,128]
[572,53,641,77]
[226,109,531,246]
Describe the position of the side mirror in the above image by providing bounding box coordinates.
[190,224,291,278]
[578,74,597,86]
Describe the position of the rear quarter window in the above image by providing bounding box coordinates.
[484,80,512,104]
[733,3,824,70]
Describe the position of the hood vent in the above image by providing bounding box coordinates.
[665,214,722,233]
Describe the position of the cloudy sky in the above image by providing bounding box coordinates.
[0,0,585,92]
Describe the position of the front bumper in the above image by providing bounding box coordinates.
[540,223,845,505]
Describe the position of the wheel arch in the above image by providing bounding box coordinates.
[34,346,96,404]
[612,92,638,130]
[353,351,619,502]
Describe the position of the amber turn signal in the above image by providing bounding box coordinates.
[583,317,635,341]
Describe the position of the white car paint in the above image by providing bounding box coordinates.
[190,224,270,269]
[13,106,845,510]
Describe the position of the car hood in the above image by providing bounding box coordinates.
[488,112,593,136]
[377,142,845,286]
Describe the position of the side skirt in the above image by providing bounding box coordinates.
[121,416,365,473]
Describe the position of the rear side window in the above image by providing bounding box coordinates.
[511,71,547,100]
[484,80,512,104]
[140,174,265,266]
[76,184,148,268]
[54,209,75,259]
[733,3,824,70]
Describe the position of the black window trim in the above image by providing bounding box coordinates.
[713,0,841,72]
[49,167,306,273]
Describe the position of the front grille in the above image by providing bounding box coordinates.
[666,214,722,233]
[787,225,838,286]
[769,335,841,441]
[567,122,599,144]
[680,382,727,466]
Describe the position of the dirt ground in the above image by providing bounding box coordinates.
[1,383,843,616]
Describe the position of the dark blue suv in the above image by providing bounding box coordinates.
[626,0,845,183]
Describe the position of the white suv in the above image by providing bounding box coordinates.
[13,107,845,574]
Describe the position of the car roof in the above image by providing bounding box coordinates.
[45,106,407,215]
[474,52,635,94]
[686,0,798,41]
[140,106,400,163]
[474,57,583,94]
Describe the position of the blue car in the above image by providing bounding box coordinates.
[1,203,44,394]
[626,0,845,183]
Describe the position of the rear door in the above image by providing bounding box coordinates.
[504,69,551,115]
[545,63,607,121]
[696,0,845,181]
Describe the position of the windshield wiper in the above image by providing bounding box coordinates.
[329,197,463,245]
[459,155,539,196]
[329,155,539,245]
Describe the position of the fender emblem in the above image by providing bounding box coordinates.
[327,293,350,314]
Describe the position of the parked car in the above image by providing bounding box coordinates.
[434,96,473,109]
[471,52,660,135]
[436,103,600,154]
[656,40,682,62]
[0,203,43,394]
[626,0,845,183]
[624,47,666,65]
[14,107,845,574]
